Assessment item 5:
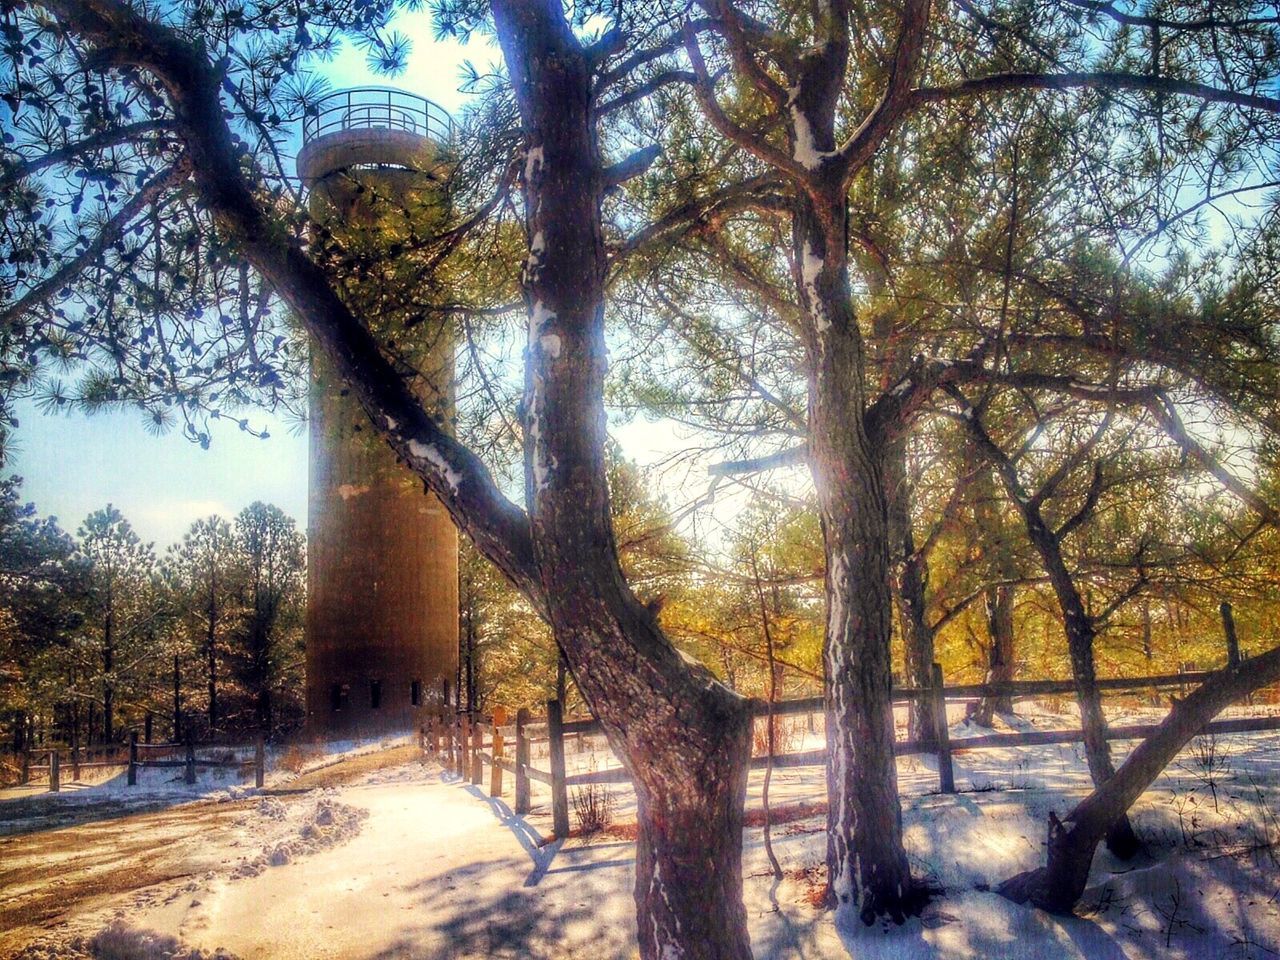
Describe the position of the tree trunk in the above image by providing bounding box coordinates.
[999,642,1280,913]
[972,463,1017,726]
[633,727,753,960]
[103,598,114,743]
[792,184,919,922]
[491,5,757,955]
[172,653,182,741]
[887,442,937,745]
[972,583,1015,726]
[207,577,218,729]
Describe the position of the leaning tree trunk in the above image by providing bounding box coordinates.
[999,642,1280,913]
[793,184,919,923]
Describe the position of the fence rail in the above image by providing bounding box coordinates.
[13,733,266,792]
[420,655,1280,839]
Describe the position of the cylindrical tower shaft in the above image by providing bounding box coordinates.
[298,88,458,735]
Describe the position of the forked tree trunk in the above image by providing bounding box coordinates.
[999,642,1280,913]
[492,4,756,956]
[962,409,1138,857]
[972,583,1015,726]
[888,450,938,746]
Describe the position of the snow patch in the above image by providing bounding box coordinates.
[524,145,545,183]
[407,440,462,495]
[232,796,367,880]
[530,300,557,341]
[788,86,836,171]
[539,333,562,359]
[336,484,369,501]
[802,241,830,332]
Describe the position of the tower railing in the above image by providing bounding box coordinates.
[302,87,454,144]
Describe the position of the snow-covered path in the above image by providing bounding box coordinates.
[137,768,639,960]
[6,718,1278,959]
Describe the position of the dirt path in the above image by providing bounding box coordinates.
[0,798,252,957]
[0,746,421,959]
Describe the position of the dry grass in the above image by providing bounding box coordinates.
[751,715,803,758]
[554,799,830,846]
[276,743,321,775]
[571,781,615,836]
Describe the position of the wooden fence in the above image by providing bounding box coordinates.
[422,658,1280,839]
[15,733,266,792]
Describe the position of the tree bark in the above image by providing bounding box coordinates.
[791,183,918,922]
[886,442,938,745]
[971,583,1016,726]
[491,4,756,956]
[999,642,1280,913]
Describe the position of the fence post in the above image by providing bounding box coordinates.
[515,707,530,815]
[20,750,29,785]
[128,731,138,786]
[1221,601,1241,669]
[490,707,507,798]
[255,734,265,789]
[931,662,955,794]
[470,717,483,785]
[72,744,80,782]
[465,716,476,783]
[49,750,60,792]
[185,737,196,785]
[547,699,570,838]
[445,713,457,776]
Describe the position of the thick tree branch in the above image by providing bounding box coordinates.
[38,0,541,599]
[834,0,931,183]
[683,23,812,182]
[708,443,807,476]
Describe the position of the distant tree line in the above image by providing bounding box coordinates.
[0,480,305,754]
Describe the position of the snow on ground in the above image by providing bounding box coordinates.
[0,734,415,837]
[4,707,1278,959]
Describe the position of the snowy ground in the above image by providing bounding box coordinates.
[3,706,1278,959]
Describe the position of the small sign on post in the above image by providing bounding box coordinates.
[49,751,60,793]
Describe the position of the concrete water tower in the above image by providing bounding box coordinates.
[298,88,458,735]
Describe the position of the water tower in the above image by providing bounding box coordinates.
[298,88,458,734]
